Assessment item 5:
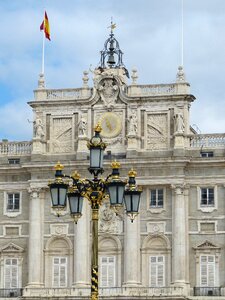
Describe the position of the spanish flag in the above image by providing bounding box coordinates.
[40,11,50,41]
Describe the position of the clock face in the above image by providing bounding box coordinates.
[99,112,122,138]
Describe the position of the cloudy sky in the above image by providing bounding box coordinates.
[0,0,225,141]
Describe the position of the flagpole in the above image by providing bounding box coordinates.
[181,0,184,66]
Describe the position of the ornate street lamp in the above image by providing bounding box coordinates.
[48,123,142,300]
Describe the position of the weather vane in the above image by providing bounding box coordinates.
[108,17,116,34]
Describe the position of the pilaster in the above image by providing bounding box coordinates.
[73,199,90,287]
[123,215,141,286]
[171,184,189,288]
[27,187,44,287]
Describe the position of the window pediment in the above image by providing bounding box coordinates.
[1,242,24,253]
[194,240,220,250]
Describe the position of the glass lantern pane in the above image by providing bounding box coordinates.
[99,150,104,168]
[50,187,59,206]
[118,185,125,205]
[90,148,101,168]
[108,185,117,205]
[124,194,131,212]
[59,187,67,206]
[131,194,140,212]
[69,195,83,214]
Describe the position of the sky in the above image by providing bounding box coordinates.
[0,0,225,141]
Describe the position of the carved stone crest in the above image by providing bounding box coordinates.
[97,78,119,108]
[99,200,122,234]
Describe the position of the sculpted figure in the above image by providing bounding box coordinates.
[78,116,87,136]
[128,110,138,135]
[34,119,45,139]
[174,112,185,133]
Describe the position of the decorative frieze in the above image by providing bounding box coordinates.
[146,113,168,150]
[51,117,73,153]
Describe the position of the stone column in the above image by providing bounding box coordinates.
[73,199,90,287]
[123,215,141,286]
[171,185,189,286]
[27,188,44,287]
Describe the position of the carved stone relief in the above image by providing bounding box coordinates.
[51,118,72,153]
[146,113,168,149]
[97,78,119,108]
[99,200,122,234]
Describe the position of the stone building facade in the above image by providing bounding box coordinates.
[0,32,225,300]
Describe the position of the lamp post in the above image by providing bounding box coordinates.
[48,124,142,300]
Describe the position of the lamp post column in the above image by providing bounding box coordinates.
[91,205,99,300]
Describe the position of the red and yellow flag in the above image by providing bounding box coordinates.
[40,11,50,40]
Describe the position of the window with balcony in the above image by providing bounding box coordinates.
[52,257,67,287]
[100,256,116,287]
[194,240,221,296]
[4,258,18,289]
[149,256,165,287]
[200,255,215,286]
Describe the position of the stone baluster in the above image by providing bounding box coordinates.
[123,215,141,286]
[171,185,189,286]
[27,187,44,287]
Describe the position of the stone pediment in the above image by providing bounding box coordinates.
[194,240,220,250]
[1,242,24,253]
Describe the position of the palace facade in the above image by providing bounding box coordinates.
[0,31,225,300]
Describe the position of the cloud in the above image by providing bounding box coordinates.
[1,0,225,140]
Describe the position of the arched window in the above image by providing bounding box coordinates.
[44,237,73,288]
[99,235,122,287]
[141,234,171,287]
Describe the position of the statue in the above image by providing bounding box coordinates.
[34,119,45,139]
[128,110,137,135]
[174,112,185,134]
[78,116,87,136]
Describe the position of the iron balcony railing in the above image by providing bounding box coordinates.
[0,288,23,298]
[194,286,221,296]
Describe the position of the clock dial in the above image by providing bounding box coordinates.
[99,112,122,138]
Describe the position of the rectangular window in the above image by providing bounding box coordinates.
[4,258,18,288]
[100,256,115,287]
[53,257,67,287]
[201,188,214,206]
[201,152,214,158]
[149,256,165,287]
[150,189,163,208]
[200,255,215,286]
[8,158,20,164]
[7,193,20,211]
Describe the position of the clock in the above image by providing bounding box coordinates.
[99,112,122,138]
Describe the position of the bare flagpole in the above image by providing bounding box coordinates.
[181,0,184,66]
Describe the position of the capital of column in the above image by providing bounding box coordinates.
[171,184,184,195]
[28,187,42,198]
